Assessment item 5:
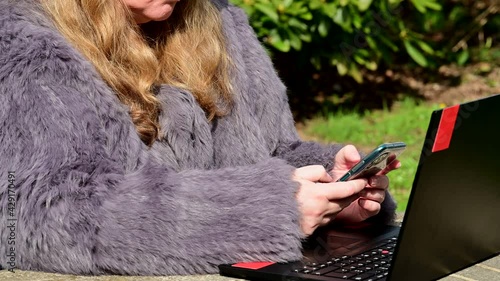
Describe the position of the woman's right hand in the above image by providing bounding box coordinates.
[293,165,368,236]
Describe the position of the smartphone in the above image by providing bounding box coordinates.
[336,142,406,182]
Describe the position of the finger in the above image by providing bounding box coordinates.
[294,165,333,183]
[321,179,368,200]
[334,145,361,170]
[326,194,359,212]
[380,160,401,175]
[358,198,381,215]
[367,175,389,190]
[359,189,386,203]
[320,216,333,226]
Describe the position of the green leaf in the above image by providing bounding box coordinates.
[357,0,373,12]
[268,29,290,52]
[354,54,366,65]
[300,12,313,20]
[333,8,353,33]
[336,62,349,76]
[288,18,308,30]
[286,29,303,50]
[485,37,493,49]
[357,49,370,57]
[296,5,309,15]
[352,13,363,29]
[378,34,399,52]
[271,38,290,52]
[299,33,312,42]
[318,21,328,37]
[388,0,403,5]
[324,3,337,17]
[410,0,426,13]
[424,1,441,11]
[309,0,323,10]
[457,50,469,66]
[366,61,378,71]
[404,40,428,67]
[254,3,279,23]
[283,0,293,8]
[410,0,441,13]
[270,0,281,7]
[349,63,363,83]
[416,40,434,55]
[362,36,375,51]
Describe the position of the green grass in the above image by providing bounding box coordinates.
[303,98,444,211]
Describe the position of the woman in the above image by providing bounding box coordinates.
[0,0,398,276]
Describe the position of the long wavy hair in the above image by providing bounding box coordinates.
[40,0,233,146]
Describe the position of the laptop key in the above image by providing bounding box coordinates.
[311,266,338,276]
[337,268,350,273]
[364,276,380,281]
[325,271,356,279]
[352,272,376,280]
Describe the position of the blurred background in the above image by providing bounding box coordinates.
[231,0,499,211]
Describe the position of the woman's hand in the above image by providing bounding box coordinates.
[330,145,400,224]
[294,165,368,236]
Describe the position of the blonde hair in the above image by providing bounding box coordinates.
[40,0,233,146]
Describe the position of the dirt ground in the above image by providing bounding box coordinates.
[389,62,500,105]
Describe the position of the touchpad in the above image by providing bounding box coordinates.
[327,235,365,249]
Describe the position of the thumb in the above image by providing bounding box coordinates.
[294,165,333,183]
[334,145,361,170]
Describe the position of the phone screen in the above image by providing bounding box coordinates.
[337,142,406,182]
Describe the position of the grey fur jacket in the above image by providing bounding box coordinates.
[0,0,396,276]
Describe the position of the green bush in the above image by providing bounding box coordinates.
[231,0,499,82]
[404,1,499,66]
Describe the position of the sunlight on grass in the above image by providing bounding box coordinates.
[304,98,442,211]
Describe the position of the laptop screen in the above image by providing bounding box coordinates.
[389,94,500,280]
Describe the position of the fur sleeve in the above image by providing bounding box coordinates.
[0,30,303,276]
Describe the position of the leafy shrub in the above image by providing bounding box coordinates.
[230,0,498,82]
[405,1,499,66]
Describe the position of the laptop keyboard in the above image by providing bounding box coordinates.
[292,237,397,280]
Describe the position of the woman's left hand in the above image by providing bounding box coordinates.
[329,145,401,224]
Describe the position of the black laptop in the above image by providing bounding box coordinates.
[219,94,500,281]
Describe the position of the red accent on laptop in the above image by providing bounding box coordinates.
[432,105,460,152]
[232,261,275,270]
